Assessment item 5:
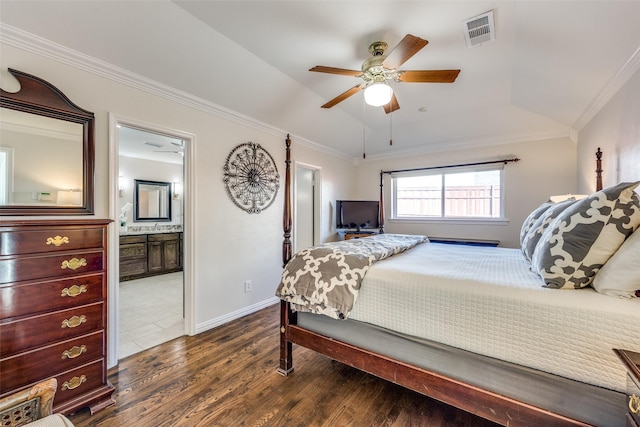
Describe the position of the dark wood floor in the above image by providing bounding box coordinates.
[68,305,500,426]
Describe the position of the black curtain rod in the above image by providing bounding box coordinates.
[380,157,520,175]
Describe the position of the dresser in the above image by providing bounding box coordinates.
[0,219,115,415]
[614,349,640,427]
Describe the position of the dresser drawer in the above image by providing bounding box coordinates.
[53,359,107,410]
[0,273,104,319]
[148,232,179,243]
[0,303,104,356]
[0,331,104,393]
[120,234,147,245]
[0,250,104,284]
[0,227,104,256]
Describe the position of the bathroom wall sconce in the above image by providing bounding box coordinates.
[119,176,124,197]
[173,181,181,200]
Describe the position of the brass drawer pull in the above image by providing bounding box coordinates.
[61,375,86,391]
[61,258,87,270]
[46,235,70,246]
[61,284,88,297]
[61,315,87,329]
[61,345,87,360]
[630,394,640,415]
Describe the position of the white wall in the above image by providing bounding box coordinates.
[353,137,577,248]
[0,43,355,335]
[577,67,640,191]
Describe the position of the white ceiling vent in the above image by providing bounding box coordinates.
[463,10,495,47]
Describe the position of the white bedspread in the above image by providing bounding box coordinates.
[349,242,640,392]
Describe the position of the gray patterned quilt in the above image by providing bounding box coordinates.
[276,233,429,319]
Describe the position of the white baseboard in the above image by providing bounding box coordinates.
[194,297,280,335]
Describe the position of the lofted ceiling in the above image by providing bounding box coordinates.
[1,1,640,160]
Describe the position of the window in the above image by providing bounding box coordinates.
[391,165,503,220]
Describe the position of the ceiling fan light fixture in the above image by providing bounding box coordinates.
[364,82,393,107]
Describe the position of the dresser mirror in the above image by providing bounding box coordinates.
[134,179,172,222]
[0,68,95,215]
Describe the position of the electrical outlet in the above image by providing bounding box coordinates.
[244,280,252,293]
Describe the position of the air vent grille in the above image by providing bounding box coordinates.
[463,10,495,47]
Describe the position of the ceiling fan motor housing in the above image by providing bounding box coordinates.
[368,41,388,56]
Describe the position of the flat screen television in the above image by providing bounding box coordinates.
[336,200,380,231]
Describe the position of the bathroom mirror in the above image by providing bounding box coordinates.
[0,68,95,215]
[134,179,171,222]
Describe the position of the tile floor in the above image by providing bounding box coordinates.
[118,271,184,359]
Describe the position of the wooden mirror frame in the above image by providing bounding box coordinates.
[0,68,95,215]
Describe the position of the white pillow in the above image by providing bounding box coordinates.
[592,229,640,298]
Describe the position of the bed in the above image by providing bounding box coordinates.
[276,137,640,426]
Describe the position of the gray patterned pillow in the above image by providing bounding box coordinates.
[521,199,576,262]
[519,200,554,246]
[532,182,640,289]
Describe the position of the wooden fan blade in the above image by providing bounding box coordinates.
[383,93,400,114]
[396,69,461,83]
[310,66,363,77]
[382,34,429,70]
[321,84,364,108]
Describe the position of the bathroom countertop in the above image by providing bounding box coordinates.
[119,225,183,236]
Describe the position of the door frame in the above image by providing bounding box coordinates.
[107,113,196,368]
[293,162,322,252]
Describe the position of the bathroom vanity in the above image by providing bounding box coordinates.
[119,229,183,281]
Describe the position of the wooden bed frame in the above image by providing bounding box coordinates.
[277,137,611,426]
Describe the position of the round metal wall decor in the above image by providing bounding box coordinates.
[223,142,280,214]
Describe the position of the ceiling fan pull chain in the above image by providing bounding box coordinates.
[389,113,393,146]
[362,99,367,159]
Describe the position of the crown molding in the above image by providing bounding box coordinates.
[573,42,640,131]
[0,24,350,161]
[361,129,570,162]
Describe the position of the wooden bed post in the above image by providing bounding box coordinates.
[379,171,385,234]
[282,134,292,267]
[596,147,603,191]
[279,134,295,376]
[278,300,296,376]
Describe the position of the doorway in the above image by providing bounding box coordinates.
[107,115,195,367]
[294,163,321,251]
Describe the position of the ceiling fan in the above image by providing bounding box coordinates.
[310,34,460,114]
